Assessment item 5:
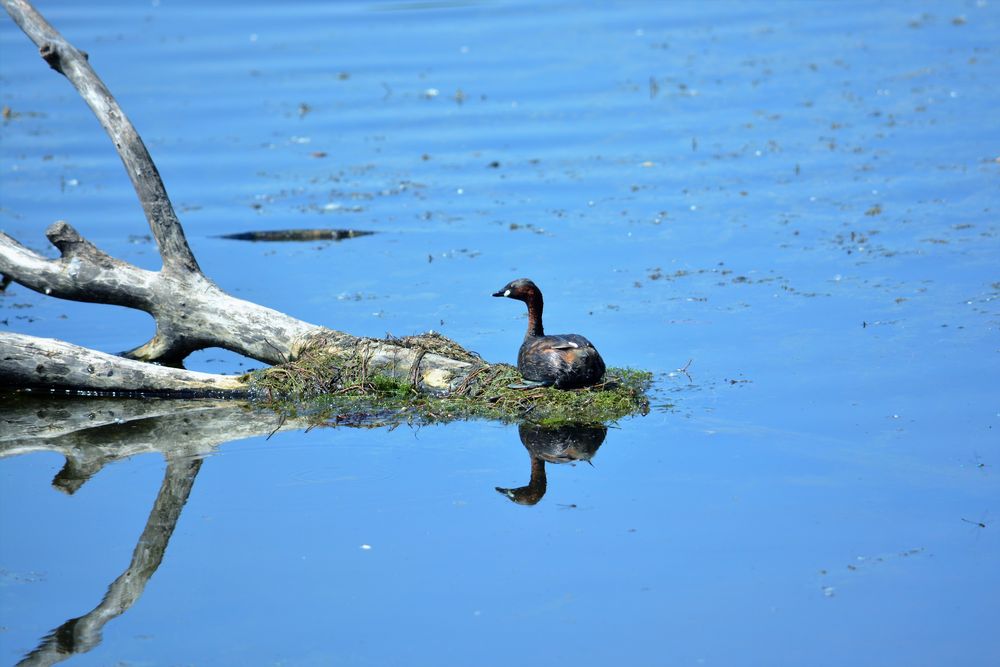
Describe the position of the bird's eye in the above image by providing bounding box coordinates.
[504,289,511,296]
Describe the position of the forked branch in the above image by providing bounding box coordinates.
[0,0,484,394]
[1,0,199,274]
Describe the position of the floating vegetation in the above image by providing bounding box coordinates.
[245,336,651,427]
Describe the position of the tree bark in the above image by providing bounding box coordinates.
[0,0,482,395]
[0,332,247,395]
[1,0,199,275]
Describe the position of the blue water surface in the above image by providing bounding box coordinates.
[1,1,998,665]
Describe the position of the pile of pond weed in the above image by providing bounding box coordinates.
[245,335,651,427]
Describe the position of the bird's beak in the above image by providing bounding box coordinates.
[492,289,506,297]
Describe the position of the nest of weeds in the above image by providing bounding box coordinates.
[244,332,651,426]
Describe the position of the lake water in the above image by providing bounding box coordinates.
[2,1,999,665]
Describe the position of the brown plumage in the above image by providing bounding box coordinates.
[492,278,606,388]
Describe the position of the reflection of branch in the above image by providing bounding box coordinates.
[0,395,292,490]
[17,456,202,667]
[1,395,330,664]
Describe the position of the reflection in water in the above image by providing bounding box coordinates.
[0,395,291,667]
[19,458,202,667]
[2,395,611,663]
[496,423,607,506]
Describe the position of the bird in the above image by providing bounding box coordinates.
[492,278,606,388]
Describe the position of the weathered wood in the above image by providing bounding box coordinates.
[219,228,375,242]
[0,332,247,393]
[0,0,486,394]
[1,0,199,276]
[0,218,334,366]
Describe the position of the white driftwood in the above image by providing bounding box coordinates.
[0,0,481,395]
[0,332,246,394]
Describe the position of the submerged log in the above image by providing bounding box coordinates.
[219,228,375,242]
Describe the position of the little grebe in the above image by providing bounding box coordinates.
[492,278,606,388]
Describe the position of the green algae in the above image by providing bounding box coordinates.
[246,355,651,427]
[242,332,650,426]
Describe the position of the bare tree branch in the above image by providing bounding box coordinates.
[0,332,247,393]
[1,0,199,275]
[0,0,489,395]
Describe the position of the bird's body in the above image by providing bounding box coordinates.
[492,278,606,389]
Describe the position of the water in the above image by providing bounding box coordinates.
[2,1,999,665]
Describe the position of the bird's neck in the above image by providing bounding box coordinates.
[524,295,544,337]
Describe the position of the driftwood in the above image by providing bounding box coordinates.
[219,228,375,242]
[0,0,479,395]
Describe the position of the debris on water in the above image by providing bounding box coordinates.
[822,586,836,598]
[219,229,374,242]
[508,222,547,235]
[360,544,372,550]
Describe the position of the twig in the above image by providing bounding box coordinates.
[264,338,289,364]
[265,414,287,441]
[409,348,428,389]
[675,358,694,382]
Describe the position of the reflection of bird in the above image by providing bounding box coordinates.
[492,278,606,388]
[496,456,548,506]
[495,423,607,505]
